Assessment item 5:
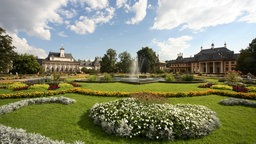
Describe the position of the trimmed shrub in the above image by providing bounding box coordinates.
[232,85,248,93]
[101,73,113,82]
[89,98,220,140]
[218,78,226,82]
[59,83,73,89]
[198,83,213,88]
[211,85,232,90]
[247,86,256,92]
[69,82,81,87]
[165,74,175,82]
[29,84,49,90]
[48,84,60,90]
[87,75,98,82]
[181,74,194,81]
[13,86,29,91]
[7,82,28,90]
[219,98,256,108]
[0,96,76,116]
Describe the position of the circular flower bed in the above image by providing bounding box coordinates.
[89,98,220,140]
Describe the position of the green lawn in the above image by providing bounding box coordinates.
[0,82,255,144]
[79,82,205,92]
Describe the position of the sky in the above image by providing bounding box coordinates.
[0,0,255,61]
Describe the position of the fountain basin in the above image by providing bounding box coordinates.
[115,77,164,84]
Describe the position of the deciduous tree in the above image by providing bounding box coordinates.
[11,54,41,74]
[0,27,17,73]
[100,48,117,73]
[236,38,256,76]
[116,51,132,73]
[137,47,158,73]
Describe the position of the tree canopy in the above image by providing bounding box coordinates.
[137,47,158,73]
[116,51,132,73]
[100,48,117,73]
[0,27,17,73]
[236,38,256,76]
[11,54,41,74]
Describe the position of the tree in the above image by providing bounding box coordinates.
[100,48,117,73]
[11,54,41,74]
[0,27,17,73]
[236,38,256,76]
[137,47,158,73]
[116,51,132,73]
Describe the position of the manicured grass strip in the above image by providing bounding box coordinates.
[0,94,255,144]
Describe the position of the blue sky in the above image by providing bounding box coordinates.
[0,0,255,61]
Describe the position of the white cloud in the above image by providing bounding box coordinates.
[153,36,193,60]
[70,16,96,34]
[126,0,148,24]
[59,8,77,19]
[69,7,115,34]
[116,0,128,8]
[57,31,68,37]
[152,0,256,30]
[77,0,109,10]
[0,0,67,40]
[9,33,47,59]
[238,1,256,23]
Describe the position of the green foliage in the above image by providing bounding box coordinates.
[59,83,73,89]
[181,74,194,81]
[11,54,41,74]
[137,47,158,73]
[165,73,175,82]
[0,27,17,73]
[7,82,28,90]
[29,84,49,90]
[101,73,113,82]
[100,48,117,73]
[116,51,132,73]
[87,75,98,81]
[236,37,256,75]
[218,77,226,82]
[211,85,232,90]
[81,67,98,74]
[51,72,61,83]
[247,86,256,92]
[225,70,241,85]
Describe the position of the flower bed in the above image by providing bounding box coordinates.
[89,98,220,140]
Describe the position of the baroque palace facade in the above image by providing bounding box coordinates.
[168,43,239,74]
[40,47,80,73]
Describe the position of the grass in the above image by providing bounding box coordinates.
[0,82,255,143]
[79,82,205,92]
[0,93,256,144]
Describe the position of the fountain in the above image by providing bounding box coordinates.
[118,56,162,84]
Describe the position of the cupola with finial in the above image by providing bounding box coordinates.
[60,47,65,57]
[211,43,214,49]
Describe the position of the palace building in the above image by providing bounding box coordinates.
[40,47,80,73]
[168,43,239,74]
